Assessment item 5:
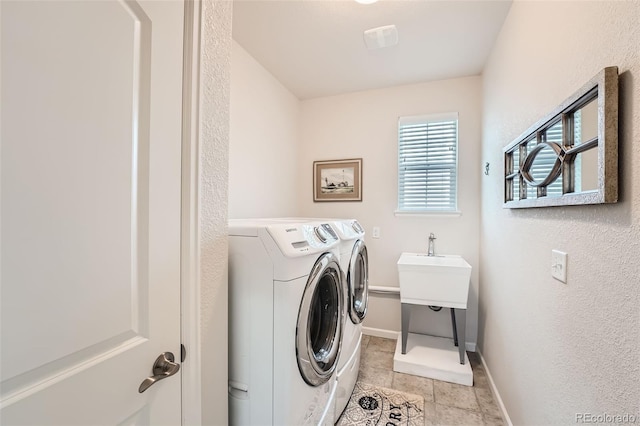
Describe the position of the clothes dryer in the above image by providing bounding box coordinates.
[328,219,368,420]
[228,219,344,426]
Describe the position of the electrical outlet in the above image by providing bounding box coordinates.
[551,250,567,283]
[372,227,380,239]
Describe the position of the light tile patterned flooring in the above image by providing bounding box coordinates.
[345,335,505,426]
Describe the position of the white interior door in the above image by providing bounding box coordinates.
[1,0,184,424]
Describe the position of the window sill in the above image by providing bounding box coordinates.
[394,210,462,218]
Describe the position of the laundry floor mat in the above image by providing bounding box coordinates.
[336,381,424,426]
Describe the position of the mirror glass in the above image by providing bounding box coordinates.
[526,141,562,198]
[512,149,520,200]
[524,140,538,199]
[545,121,563,197]
[575,150,599,192]
[575,98,598,144]
[572,97,599,192]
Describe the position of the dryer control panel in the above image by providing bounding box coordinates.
[267,223,338,257]
[331,219,365,241]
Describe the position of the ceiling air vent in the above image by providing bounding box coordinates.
[363,25,398,50]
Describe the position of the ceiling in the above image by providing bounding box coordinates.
[232,0,513,100]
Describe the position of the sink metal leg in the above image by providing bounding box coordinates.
[450,308,458,347]
[454,308,466,364]
[401,303,410,354]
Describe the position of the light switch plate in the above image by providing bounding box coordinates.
[372,227,380,239]
[551,250,567,283]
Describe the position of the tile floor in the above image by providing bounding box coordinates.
[347,335,505,426]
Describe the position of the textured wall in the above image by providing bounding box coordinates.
[480,1,640,424]
[229,41,301,218]
[199,1,232,424]
[298,77,482,347]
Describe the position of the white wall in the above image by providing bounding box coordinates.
[480,1,640,424]
[229,41,300,218]
[199,1,232,424]
[298,77,482,347]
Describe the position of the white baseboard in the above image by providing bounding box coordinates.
[478,350,513,426]
[362,327,476,352]
[362,326,400,340]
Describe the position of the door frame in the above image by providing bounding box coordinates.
[180,0,203,423]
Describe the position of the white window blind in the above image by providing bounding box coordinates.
[398,113,458,212]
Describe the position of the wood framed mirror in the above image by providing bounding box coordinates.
[503,67,618,208]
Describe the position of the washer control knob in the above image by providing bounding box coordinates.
[314,226,328,243]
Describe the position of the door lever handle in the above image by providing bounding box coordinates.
[139,352,180,393]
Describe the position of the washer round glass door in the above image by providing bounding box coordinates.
[296,252,343,386]
[348,240,368,324]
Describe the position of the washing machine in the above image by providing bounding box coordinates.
[228,219,344,426]
[254,217,369,419]
[328,219,368,420]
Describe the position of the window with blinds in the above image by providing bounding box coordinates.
[398,113,458,212]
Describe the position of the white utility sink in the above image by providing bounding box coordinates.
[397,252,472,309]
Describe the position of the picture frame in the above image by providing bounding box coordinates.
[313,158,362,202]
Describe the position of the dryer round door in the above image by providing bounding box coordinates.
[296,252,344,387]
[348,240,368,324]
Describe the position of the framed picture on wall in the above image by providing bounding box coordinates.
[313,158,362,202]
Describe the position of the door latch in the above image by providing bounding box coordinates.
[138,352,180,393]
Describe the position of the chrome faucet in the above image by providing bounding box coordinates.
[428,233,436,256]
